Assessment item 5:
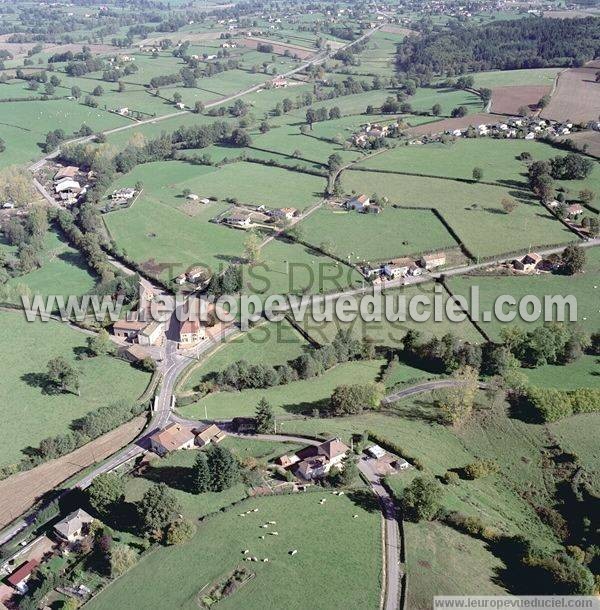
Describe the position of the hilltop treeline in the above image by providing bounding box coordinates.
[396,17,600,78]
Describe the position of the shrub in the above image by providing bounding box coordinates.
[463,459,499,480]
[442,471,460,485]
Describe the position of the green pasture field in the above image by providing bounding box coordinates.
[342,168,572,259]
[405,521,508,609]
[297,283,485,348]
[521,356,600,390]
[447,248,600,338]
[5,229,96,303]
[356,138,600,196]
[104,162,247,280]
[178,359,384,420]
[181,320,309,392]
[0,98,129,168]
[468,68,563,89]
[285,400,560,548]
[123,437,302,519]
[408,87,483,116]
[104,160,325,279]
[298,207,458,263]
[85,492,382,610]
[247,237,364,297]
[249,120,358,166]
[0,310,150,468]
[550,413,600,494]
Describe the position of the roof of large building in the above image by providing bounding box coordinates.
[150,423,195,451]
[54,508,94,540]
[180,319,200,335]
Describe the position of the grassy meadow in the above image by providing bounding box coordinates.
[0,310,150,468]
[85,492,382,610]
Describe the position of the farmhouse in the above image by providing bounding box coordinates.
[5,560,39,594]
[179,319,205,346]
[420,252,446,270]
[53,509,95,543]
[294,438,349,480]
[512,252,542,273]
[567,204,584,217]
[112,319,148,341]
[383,257,414,279]
[137,321,164,346]
[111,187,136,201]
[224,213,252,228]
[345,194,370,212]
[185,266,208,284]
[117,107,129,116]
[186,193,199,201]
[272,76,289,88]
[54,178,82,194]
[150,423,196,456]
[195,423,226,447]
[53,166,79,181]
[272,207,297,220]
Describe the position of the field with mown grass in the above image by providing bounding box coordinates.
[468,68,563,89]
[85,492,382,610]
[342,167,572,260]
[178,359,384,420]
[355,138,600,196]
[246,236,364,297]
[297,283,484,348]
[0,98,129,169]
[447,247,600,339]
[0,310,150,468]
[404,521,508,609]
[4,229,96,304]
[181,320,309,392]
[298,207,458,263]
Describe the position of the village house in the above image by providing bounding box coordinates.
[294,438,350,480]
[345,194,370,212]
[117,107,129,116]
[195,423,226,447]
[567,203,584,218]
[179,319,205,346]
[5,560,39,594]
[513,252,542,273]
[185,266,208,284]
[383,257,414,280]
[420,252,446,270]
[150,423,196,457]
[224,213,252,228]
[111,187,136,201]
[272,76,288,88]
[53,509,95,543]
[186,193,199,201]
[272,207,297,220]
[54,166,79,181]
[54,178,82,195]
[175,102,185,110]
[112,319,148,341]
[137,321,164,346]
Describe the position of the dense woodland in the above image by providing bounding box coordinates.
[396,17,600,78]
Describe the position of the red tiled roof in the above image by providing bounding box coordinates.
[6,560,39,587]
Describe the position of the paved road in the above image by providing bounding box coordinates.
[358,456,402,610]
[381,379,469,405]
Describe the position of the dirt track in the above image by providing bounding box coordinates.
[0,416,146,529]
[541,61,600,123]
[490,85,550,115]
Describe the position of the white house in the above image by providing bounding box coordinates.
[345,194,370,211]
[384,257,413,279]
[420,253,446,270]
